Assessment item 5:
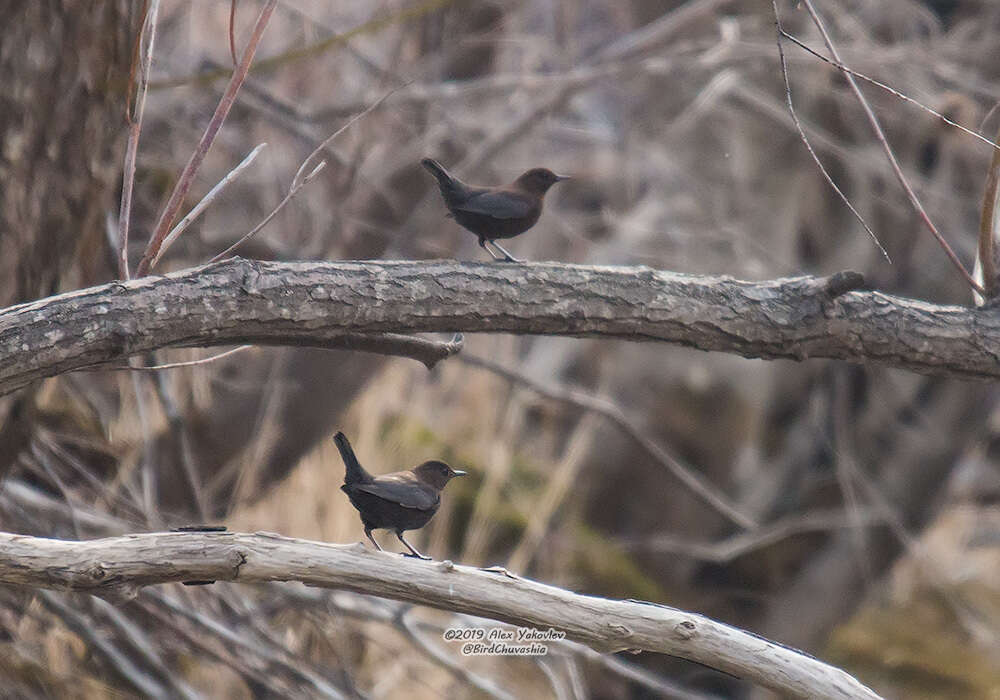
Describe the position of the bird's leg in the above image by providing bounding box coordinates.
[488,240,522,263]
[479,238,505,261]
[364,528,384,552]
[396,531,431,560]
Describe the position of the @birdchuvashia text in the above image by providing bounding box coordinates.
[442,626,566,656]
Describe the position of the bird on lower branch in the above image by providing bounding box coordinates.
[334,431,466,560]
[421,157,569,262]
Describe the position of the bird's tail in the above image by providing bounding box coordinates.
[421,158,467,200]
[334,432,373,484]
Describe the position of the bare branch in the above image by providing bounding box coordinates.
[0,531,882,700]
[3,260,1000,396]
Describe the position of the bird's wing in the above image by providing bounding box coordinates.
[452,190,534,219]
[354,475,440,510]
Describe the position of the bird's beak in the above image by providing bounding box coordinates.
[555,174,571,182]
[451,469,468,477]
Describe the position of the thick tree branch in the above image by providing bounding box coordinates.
[0,259,997,396]
[0,531,880,700]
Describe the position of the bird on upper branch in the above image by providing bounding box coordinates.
[421,157,569,262]
[334,431,465,560]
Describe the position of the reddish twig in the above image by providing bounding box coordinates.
[118,0,160,280]
[229,0,238,66]
[798,0,983,295]
[135,0,277,277]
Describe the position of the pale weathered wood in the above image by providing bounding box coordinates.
[0,530,881,700]
[0,258,996,396]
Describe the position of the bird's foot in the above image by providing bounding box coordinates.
[489,241,522,263]
[401,551,432,561]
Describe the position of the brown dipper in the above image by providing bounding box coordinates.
[421,157,569,262]
[334,431,465,560]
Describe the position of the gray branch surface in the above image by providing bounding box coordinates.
[0,258,997,396]
[0,531,882,700]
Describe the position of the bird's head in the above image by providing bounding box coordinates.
[514,168,570,196]
[412,460,467,490]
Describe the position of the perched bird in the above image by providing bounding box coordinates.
[334,431,466,560]
[421,157,569,262]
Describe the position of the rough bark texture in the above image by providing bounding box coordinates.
[0,258,997,396]
[0,530,882,700]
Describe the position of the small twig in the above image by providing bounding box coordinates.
[135,0,277,277]
[150,144,267,270]
[780,30,1000,152]
[126,345,253,371]
[295,85,403,190]
[457,353,758,530]
[87,333,461,381]
[118,0,161,280]
[207,162,325,264]
[979,102,1000,135]
[798,0,983,294]
[228,0,238,66]
[771,1,889,263]
[975,120,1000,304]
[208,84,403,264]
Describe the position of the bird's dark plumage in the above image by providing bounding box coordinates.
[421,157,568,262]
[334,431,465,559]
